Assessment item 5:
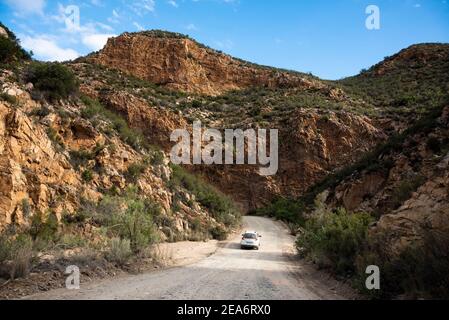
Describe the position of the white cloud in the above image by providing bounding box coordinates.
[108,9,120,23]
[133,22,145,31]
[130,0,156,15]
[82,33,116,51]
[96,22,114,32]
[141,0,156,11]
[214,39,234,50]
[168,0,178,8]
[21,36,79,61]
[4,0,46,15]
[186,23,197,31]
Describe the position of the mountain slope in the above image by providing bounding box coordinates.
[338,43,449,117]
[84,30,327,96]
[71,53,384,211]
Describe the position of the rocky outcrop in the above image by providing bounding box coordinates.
[371,162,449,255]
[0,101,82,227]
[324,106,449,255]
[284,108,384,192]
[68,32,387,211]
[71,57,385,211]
[192,108,385,210]
[0,71,230,238]
[98,90,188,149]
[88,31,326,96]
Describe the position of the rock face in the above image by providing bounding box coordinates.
[325,106,449,256]
[98,90,187,149]
[72,31,386,211]
[0,71,229,237]
[372,164,449,255]
[88,31,324,96]
[0,102,82,226]
[76,64,384,211]
[282,109,384,192]
[196,108,385,211]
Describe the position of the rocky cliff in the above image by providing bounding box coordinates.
[0,69,238,240]
[69,59,384,211]
[86,31,325,96]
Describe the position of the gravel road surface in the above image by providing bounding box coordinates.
[27,216,347,300]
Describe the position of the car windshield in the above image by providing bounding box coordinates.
[243,233,257,239]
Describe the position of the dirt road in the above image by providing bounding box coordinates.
[27,216,348,300]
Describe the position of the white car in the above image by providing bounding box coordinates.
[240,231,261,250]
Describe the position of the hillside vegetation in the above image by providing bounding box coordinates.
[0,25,241,294]
[1,24,448,299]
[338,43,449,117]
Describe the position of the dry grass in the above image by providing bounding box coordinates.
[9,242,34,280]
[105,238,132,266]
[148,244,173,267]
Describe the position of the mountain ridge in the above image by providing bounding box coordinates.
[84,30,331,96]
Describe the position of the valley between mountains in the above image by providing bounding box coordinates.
[0,23,448,299]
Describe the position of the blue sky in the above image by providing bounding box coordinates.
[1,0,448,79]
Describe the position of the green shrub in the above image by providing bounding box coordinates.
[46,127,65,150]
[82,169,94,182]
[0,92,17,105]
[389,175,425,209]
[0,36,17,63]
[0,22,31,64]
[21,199,32,219]
[69,149,94,169]
[29,212,59,243]
[0,234,11,266]
[58,233,87,249]
[110,198,159,253]
[252,197,306,226]
[296,207,373,275]
[69,143,105,170]
[356,229,449,299]
[80,96,105,119]
[169,165,241,228]
[9,234,34,279]
[30,106,51,118]
[191,100,203,108]
[106,238,132,266]
[150,150,165,166]
[83,189,160,253]
[25,62,78,100]
[125,162,148,183]
[208,225,227,241]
